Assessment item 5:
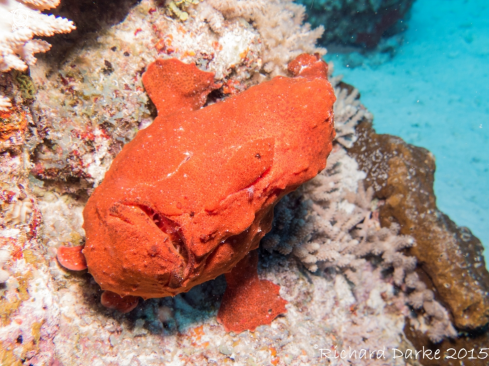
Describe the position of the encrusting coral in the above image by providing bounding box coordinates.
[82,53,336,332]
[348,120,489,332]
[0,0,75,110]
[204,0,326,77]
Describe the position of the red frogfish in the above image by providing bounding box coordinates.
[82,54,336,332]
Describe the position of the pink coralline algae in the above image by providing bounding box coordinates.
[82,54,336,331]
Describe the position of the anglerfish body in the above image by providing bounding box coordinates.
[83,54,336,301]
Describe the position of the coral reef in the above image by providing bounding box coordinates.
[0,182,49,365]
[205,0,326,76]
[0,1,365,364]
[0,0,487,364]
[347,119,489,362]
[296,0,414,48]
[24,0,325,186]
[0,0,75,110]
[263,113,457,342]
[348,120,489,331]
[0,4,326,361]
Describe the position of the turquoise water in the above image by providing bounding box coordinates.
[328,0,489,255]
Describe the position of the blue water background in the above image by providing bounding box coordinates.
[328,0,489,256]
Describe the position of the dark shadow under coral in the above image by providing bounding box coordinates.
[38,0,140,66]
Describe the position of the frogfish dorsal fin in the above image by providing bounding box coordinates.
[142,59,217,116]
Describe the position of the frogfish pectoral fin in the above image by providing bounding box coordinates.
[105,202,188,287]
[217,249,287,333]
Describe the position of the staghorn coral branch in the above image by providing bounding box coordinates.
[0,0,75,110]
[330,74,373,148]
[18,0,61,11]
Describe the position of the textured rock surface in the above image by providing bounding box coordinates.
[348,120,489,330]
[404,318,489,366]
[83,55,336,300]
[296,0,415,48]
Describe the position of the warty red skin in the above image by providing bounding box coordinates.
[83,54,336,299]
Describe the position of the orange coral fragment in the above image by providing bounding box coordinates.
[217,250,287,333]
[83,54,335,326]
[56,245,87,271]
[100,290,139,313]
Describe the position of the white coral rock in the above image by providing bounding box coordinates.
[5,199,33,225]
[0,94,11,110]
[0,0,75,110]
[0,249,11,283]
